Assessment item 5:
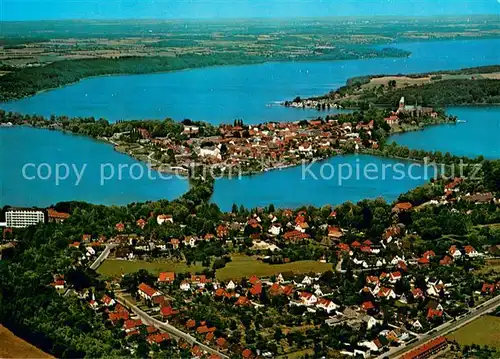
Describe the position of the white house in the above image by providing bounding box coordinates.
[276,273,284,283]
[226,280,236,290]
[137,283,162,301]
[316,298,338,313]
[464,245,479,258]
[301,276,313,285]
[183,236,197,248]
[362,315,379,330]
[157,214,174,225]
[199,146,222,160]
[269,223,282,236]
[412,320,423,330]
[180,281,191,291]
[299,292,317,306]
[449,245,462,258]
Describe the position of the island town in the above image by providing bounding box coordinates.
[0,94,451,180]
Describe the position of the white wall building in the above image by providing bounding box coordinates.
[6,209,45,228]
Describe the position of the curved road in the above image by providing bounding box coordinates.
[116,294,229,359]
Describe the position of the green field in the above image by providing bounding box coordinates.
[216,255,333,281]
[475,259,500,280]
[447,316,500,348]
[97,259,206,278]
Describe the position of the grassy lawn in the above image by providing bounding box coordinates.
[277,348,314,359]
[475,259,500,279]
[0,325,53,358]
[447,316,500,348]
[216,255,332,281]
[97,259,206,278]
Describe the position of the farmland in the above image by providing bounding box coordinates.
[0,325,53,359]
[447,316,500,348]
[216,255,333,281]
[97,259,206,278]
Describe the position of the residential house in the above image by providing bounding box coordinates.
[449,245,462,259]
[157,214,174,225]
[138,283,162,301]
[158,272,175,284]
[464,245,479,258]
[299,292,318,306]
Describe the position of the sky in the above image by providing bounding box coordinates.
[1,0,499,21]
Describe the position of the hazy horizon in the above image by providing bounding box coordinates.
[2,0,499,22]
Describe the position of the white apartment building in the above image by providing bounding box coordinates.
[6,209,45,228]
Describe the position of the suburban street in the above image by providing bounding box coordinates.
[89,243,118,270]
[379,294,500,359]
[116,294,229,359]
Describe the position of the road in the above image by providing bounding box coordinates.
[89,244,118,270]
[379,294,500,359]
[116,294,229,359]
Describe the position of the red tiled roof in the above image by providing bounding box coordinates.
[197,325,216,334]
[361,301,374,311]
[147,332,170,344]
[427,308,443,319]
[242,348,254,359]
[138,282,159,297]
[123,319,142,330]
[47,208,70,219]
[235,296,251,306]
[186,319,196,328]
[394,202,413,211]
[402,337,447,359]
[160,306,179,317]
[158,272,175,282]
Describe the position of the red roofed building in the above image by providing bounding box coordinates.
[115,222,125,232]
[158,272,175,283]
[123,319,142,333]
[482,283,495,294]
[216,225,229,238]
[138,283,162,300]
[242,348,255,359]
[439,255,453,266]
[418,257,430,266]
[328,226,343,239]
[392,202,413,213]
[427,308,443,320]
[147,332,170,345]
[197,325,216,334]
[351,240,361,248]
[185,319,196,329]
[283,230,310,241]
[401,337,447,359]
[235,296,251,306]
[216,337,229,349]
[47,208,70,223]
[160,306,179,318]
[136,218,146,229]
[249,282,262,296]
[361,301,375,311]
[338,243,350,252]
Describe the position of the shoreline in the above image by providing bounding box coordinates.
[0,50,411,105]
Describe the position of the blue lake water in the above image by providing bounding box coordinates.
[389,106,500,159]
[0,126,188,207]
[212,154,436,211]
[1,38,499,124]
[1,38,499,208]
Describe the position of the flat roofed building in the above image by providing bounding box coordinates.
[6,209,45,228]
